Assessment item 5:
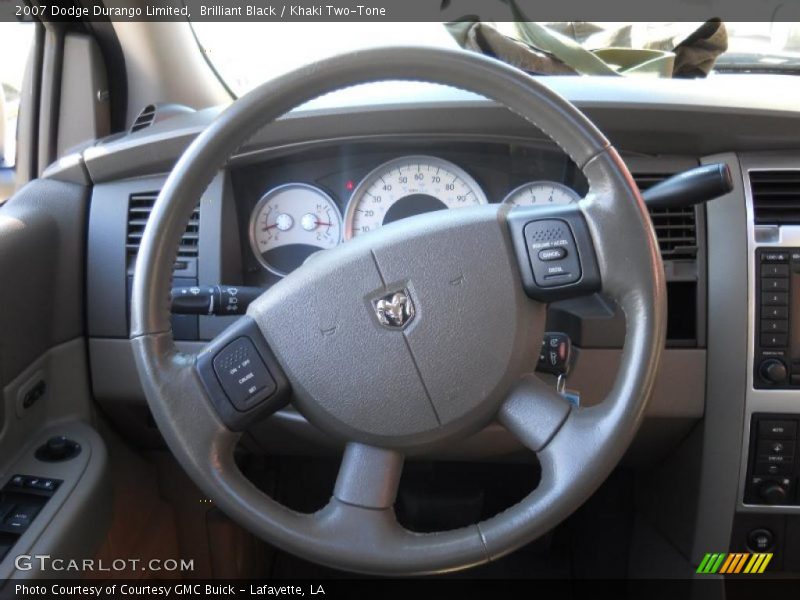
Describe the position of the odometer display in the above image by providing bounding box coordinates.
[344,156,487,239]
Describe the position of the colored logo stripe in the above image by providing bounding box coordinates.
[697,553,773,574]
[697,553,725,574]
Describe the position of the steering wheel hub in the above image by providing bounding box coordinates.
[248,205,544,448]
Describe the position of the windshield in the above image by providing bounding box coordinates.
[191,21,800,96]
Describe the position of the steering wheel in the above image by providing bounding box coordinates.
[130,47,665,576]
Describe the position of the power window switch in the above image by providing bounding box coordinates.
[0,498,14,521]
[27,478,59,492]
[3,505,39,532]
[7,475,25,488]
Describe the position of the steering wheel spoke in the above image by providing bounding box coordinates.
[194,315,291,431]
[333,443,404,509]
[130,331,241,470]
[497,375,572,452]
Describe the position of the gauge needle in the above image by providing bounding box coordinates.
[315,221,331,227]
[262,224,277,231]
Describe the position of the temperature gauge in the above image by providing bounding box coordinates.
[249,183,342,276]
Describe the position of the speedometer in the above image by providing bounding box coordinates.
[344,156,487,240]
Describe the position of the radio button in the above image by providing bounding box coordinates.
[761,319,789,333]
[763,306,789,319]
[762,292,789,306]
[763,264,790,277]
[761,333,788,347]
[762,278,789,292]
[762,252,789,263]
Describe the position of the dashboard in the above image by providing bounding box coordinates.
[79,95,711,453]
[40,71,800,575]
[231,141,585,285]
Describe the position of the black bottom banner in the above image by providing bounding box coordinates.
[4,578,800,600]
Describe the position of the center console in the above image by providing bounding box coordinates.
[754,248,800,389]
[730,156,800,573]
[742,158,800,512]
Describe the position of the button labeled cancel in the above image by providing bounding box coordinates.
[538,247,567,261]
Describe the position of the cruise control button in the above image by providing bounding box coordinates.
[537,247,567,261]
[212,337,277,412]
[523,219,581,288]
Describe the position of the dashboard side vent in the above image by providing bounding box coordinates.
[126,191,200,258]
[130,105,157,133]
[634,172,698,260]
[750,170,800,225]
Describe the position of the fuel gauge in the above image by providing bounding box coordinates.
[249,183,342,276]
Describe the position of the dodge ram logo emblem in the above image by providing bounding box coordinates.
[373,290,415,329]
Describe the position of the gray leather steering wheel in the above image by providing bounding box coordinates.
[130,46,665,576]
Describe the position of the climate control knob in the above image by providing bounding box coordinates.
[759,482,788,505]
[760,359,788,384]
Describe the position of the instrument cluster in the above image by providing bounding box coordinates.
[235,143,586,280]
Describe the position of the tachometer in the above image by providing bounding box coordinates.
[344,156,487,240]
[249,183,342,276]
[502,181,581,207]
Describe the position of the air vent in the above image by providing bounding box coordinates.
[126,191,199,258]
[634,173,698,260]
[750,170,800,225]
[130,105,157,133]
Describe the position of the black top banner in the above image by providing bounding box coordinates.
[1,0,800,22]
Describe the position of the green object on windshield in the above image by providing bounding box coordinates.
[446,1,726,79]
[511,19,622,76]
